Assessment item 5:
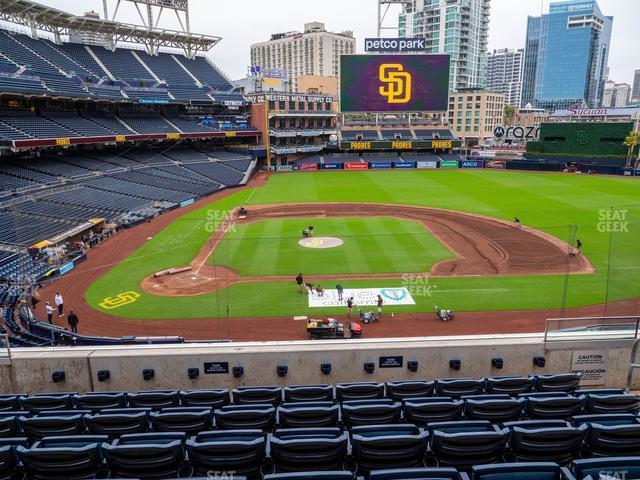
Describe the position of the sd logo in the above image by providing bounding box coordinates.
[379,64,412,104]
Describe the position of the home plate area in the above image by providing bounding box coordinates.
[298,236,344,249]
[308,287,416,307]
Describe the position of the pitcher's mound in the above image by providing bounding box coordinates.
[299,236,344,249]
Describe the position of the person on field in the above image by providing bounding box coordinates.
[45,302,54,324]
[514,217,521,230]
[316,285,325,297]
[336,284,344,302]
[377,295,384,318]
[67,311,79,334]
[347,297,355,319]
[54,292,64,317]
[305,282,314,294]
[576,239,582,255]
[296,273,304,293]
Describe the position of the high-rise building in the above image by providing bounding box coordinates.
[521,0,613,111]
[486,48,524,107]
[632,70,640,103]
[250,22,355,91]
[398,0,491,91]
[603,81,631,108]
[447,90,505,146]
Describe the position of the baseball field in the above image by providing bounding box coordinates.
[40,169,639,340]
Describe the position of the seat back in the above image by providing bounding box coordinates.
[284,385,334,403]
[572,457,640,480]
[435,379,485,399]
[464,398,524,423]
[404,399,464,426]
[525,396,583,419]
[351,424,429,473]
[471,462,562,480]
[20,394,73,413]
[533,374,581,393]
[19,414,85,440]
[73,392,127,412]
[386,381,435,401]
[586,423,640,456]
[17,443,104,480]
[0,446,17,480]
[336,382,384,402]
[485,376,534,395]
[0,416,19,438]
[128,391,179,410]
[233,386,282,406]
[102,434,185,479]
[369,467,461,479]
[270,428,348,472]
[342,400,402,428]
[214,405,276,431]
[85,411,149,438]
[430,426,508,470]
[278,402,340,428]
[583,394,640,414]
[186,429,265,477]
[149,408,213,434]
[179,389,230,409]
[0,397,21,413]
[507,422,587,465]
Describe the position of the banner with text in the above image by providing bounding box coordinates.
[308,287,416,308]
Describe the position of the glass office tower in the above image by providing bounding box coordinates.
[521,0,612,110]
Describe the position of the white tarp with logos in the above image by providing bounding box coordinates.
[571,350,608,386]
[308,288,416,308]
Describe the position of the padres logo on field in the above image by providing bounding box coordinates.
[99,291,141,310]
[379,64,412,104]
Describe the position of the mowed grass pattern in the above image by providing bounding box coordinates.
[211,217,454,276]
[84,170,640,320]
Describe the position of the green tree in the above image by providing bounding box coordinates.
[623,131,640,168]
[504,105,516,126]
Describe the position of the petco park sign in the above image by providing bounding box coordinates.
[365,38,426,53]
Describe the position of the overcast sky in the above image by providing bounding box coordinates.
[32,0,638,84]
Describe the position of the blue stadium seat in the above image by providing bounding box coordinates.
[470,462,564,480]
[342,399,402,427]
[369,467,462,479]
[435,379,485,399]
[149,407,213,434]
[386,381,435,401]
[269,427,348,472]
[485,376,534,395]
[278,402,340,428]
[233,386,282,406]
[179,389,230,409]
[504,420,587,464]
[569,457,640,480]
[336,382,385,402]
[283,385,334,403]
[84,410,149,438]
[214,404,276,431]
[404,398,464,426]
[186,429,266,478]
[73,392,127,412]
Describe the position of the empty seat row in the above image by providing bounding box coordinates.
[2,427,640,479]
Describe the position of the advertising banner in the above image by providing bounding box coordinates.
[394,162,415,169]
[369,162,393,169]
[180,199,195,207]
[275,165,299,171]
[486,160,507,169]
[439,160,459,169]
[298,163,318,171]
[58,262,75,275]
[416,161,438,169]
[340,54,450,113]
[344,162,369,170]
[308,287,416,308]
[322,163,342,170]
[462,160,485,169]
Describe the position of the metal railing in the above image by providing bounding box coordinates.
[0,334,11,365]
[544,316,640,343]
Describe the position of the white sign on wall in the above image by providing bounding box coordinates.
[571,350,608,386]
[308,288,416,308]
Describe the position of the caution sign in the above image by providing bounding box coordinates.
[571,350,608,386]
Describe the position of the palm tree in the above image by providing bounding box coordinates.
[623,131,640,168]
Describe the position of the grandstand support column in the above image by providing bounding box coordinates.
[265,99,272,170]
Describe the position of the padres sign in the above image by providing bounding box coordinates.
[379,64,412,104]
[99,291,141,310]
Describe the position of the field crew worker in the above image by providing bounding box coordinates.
[67,311,79,334]
[54,292,64,317]
[347,297,354,319]
[296,273,304,293]
[377,295,384,318]
[45,302,54,324]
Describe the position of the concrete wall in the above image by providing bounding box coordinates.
[0,333,636,394]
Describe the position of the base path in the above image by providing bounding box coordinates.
[141,202,593,297]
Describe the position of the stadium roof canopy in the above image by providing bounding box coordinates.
[0,0,221,57]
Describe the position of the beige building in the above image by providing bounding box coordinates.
[515,106,549,128]
[250,22,355,91]
[447,90,505,146]
[297,75,338,97]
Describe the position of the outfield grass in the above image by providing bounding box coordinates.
[211,217,454,276]
[84,170,640,320]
